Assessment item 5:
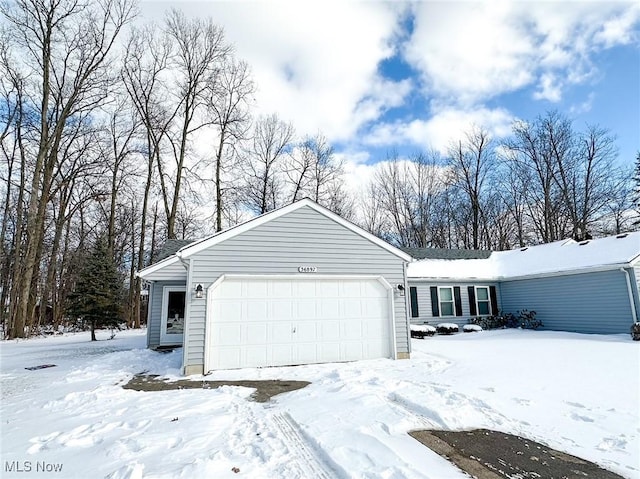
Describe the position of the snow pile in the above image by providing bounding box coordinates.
[410,324,436,333]
[1,329,638,478]
[463,324,483,332]
[408,231,640,279]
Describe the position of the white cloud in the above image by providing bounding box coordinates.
[364,107,515,154]
[141,1,410,143]
[404,2,640,105]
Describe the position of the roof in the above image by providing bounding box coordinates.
[138,199,412,279]
[401,247,492,260]
[408,232,640,280]
[156,239,194,261]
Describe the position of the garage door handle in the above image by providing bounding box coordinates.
[292,327,296,333]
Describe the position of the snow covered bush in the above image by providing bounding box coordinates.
[410,324,436,339]
[436,323,459,335]
[631,322,640,341]
[463,324,482,333]
[517,310,542,330]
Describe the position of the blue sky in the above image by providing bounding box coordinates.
[143,1,639,179]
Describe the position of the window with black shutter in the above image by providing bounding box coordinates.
[409,287,419,318]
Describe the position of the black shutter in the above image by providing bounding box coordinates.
[468,286,477,316]
[454,286,463,316]
[409,287,419,318]
[489,286,498,314]
[430,286,440,317]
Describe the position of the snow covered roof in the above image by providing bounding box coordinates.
[408,232,640,280]
[401,247,491,260]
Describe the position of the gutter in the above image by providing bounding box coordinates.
[407,263,632,283]
[621,268,638,324]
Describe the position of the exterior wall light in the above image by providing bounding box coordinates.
[195,284,204,299]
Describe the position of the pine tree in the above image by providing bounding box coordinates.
[67,236,123,341]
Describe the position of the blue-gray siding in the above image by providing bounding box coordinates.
[147,280,187,348]
[407,280,501,328]
[184,206,409,369]
[500,269,635,334]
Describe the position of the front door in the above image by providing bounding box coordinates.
[160,286,186,345]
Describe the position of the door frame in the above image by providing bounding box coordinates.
[160,285,186,345]
[204,274,397,373]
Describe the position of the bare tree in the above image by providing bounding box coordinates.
[164,10,232,237]
[243,114,294,214]
[206,58,254,231]
[447,127,495,249]
[1,0,135,338]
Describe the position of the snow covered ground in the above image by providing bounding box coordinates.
[1,329,638,478]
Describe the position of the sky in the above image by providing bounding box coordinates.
[140,1,640,186]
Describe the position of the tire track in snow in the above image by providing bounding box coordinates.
[387,392,445,429]
[269,412,337,479]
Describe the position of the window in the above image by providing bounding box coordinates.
[476,286,491,315]
[409,287,419,317]
[439,287,454,316]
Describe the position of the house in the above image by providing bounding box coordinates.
[137,199,413,375]
[407,232,640,334]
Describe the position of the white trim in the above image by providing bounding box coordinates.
[437,286,456,318]
[203,274,397,373]
[177,199,413,262]
[474,285,492,315]
[408,263,635,282]
[160,286,186,345]
[621,268,638,324]
[136,255,185,279]
[182,258,194,374]
[376,276,397,360]
[204,275,228,374]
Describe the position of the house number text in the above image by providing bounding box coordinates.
[298,266,317,273]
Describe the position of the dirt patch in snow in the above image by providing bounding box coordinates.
[122,374,310,403]
[410,429,625,479]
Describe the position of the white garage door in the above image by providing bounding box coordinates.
[205,276,394,371]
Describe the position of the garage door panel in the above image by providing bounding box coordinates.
[216,323,242,343]
[216,347,241,369]
[343,299,363,317]
[272,322,293,342]
[296,321,317,341]
[296,281,317,297]
[271,344,293,366]
[247,300,268,320]
[218,301,242,320]
[296,343,318,363]
[245,346,267,366]
[320,320,340,340]
[246,323,268,344]
[342,342,364,361]
[343,320,363,339]
[319,300,340,319]
[271,300,293,320]
[271,280,292,298]
[207,277,392,370]
[295,299,318,320]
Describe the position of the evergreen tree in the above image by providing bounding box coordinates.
[67,236,123,341]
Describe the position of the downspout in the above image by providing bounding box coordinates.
[176,251,191,375]
[621,268,638,324]
[403,261,411,356]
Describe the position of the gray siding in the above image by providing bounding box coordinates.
[500,269,634,334]
[185,206,408,368]
[147,280,187,348]
[408,280,501,328]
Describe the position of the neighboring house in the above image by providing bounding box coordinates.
[137,199,413,375]
[407,233,640,334]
